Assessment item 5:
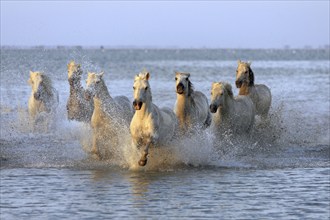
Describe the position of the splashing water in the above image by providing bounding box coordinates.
[1,48,329,171]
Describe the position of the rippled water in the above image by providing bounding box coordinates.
[1,48,329,219]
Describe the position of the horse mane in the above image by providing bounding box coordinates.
[187,78,194,96]
[248,66,255,86]
[40,74,55,97]
[225,83,234,98]
[218,82,233,98]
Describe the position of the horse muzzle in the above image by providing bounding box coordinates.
[209,104,218,113]
[235,80,242,88]
[84,91,92,101]
[176,83,185,94]
[133,100,143,110]
[33,92,41,100]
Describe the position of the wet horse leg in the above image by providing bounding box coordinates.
[138,142,151,166]
[91,130,100,160]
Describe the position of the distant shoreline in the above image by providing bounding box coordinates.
[1,45,329,50]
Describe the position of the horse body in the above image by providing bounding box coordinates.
[235,60,271,117]
[174,72,211,133]
[210,82,255,134]
[28,71,59,125]
[86,72,133,159]
[66,61,94,123]
[130,71,178,166]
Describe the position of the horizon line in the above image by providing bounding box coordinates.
[1,45,330,50]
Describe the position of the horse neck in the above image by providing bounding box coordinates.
[215,95,233,121]
[69,76,82,87]
[93,80,114,107]
[238,82,251,95]
[69,78,83,96]
[176,93,194,118]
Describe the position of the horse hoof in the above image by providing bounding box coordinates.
[138,159,147,166]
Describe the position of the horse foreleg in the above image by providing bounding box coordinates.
[138,142,151,166]
[91,130,100,160]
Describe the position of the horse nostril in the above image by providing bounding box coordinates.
[235,80,242,88]
[33,93,40,100]
[210,104,217,113]
[133,100,142,110]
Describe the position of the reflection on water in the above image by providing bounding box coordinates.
[1,167,329,219]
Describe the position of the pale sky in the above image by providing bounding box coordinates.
[1,1,329,48]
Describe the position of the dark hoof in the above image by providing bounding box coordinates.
[138,159,147,166]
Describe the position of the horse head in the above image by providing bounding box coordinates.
[175,72,194,96]
[67,61,83,84]
[28,71,48,101]
[209,82,233,113]
[132,71,151,110]
[85,71,104,100]
[235,60,254,88]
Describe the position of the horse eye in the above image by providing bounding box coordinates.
[145,86,148,90]
[133,86,136,90]
[175,77,177,81]
[211,92,213,95]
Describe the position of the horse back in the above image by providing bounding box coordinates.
[192,91,211,127]
[114,95,134,124]
[233,95,256,132]
[159,107,178,142]
[254,84,272,115]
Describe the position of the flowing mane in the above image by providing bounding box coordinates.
[187,78,194,96]
[40,74,55,97]
[247,66,255,86]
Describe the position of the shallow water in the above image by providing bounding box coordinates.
[1,167,329,219]
[1,48,329,219]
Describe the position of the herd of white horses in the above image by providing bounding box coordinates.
[28,60,271,166]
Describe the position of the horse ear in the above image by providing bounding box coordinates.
[145,72,150,80]
[134,74,139,81]
[247,61,252,67]
[29,71,34,76]
[186,73,191,78]
[238,60,241,65]
[99,71,104,78]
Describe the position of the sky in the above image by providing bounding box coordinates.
[1,1,329,49]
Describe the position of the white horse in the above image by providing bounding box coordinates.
[209,82,255,134]
[130,71,178,166]
[66,61,94,123]
[235,60,272,118]
[174,72,211,133]
[85,71,133,159]
[28,71,59,128]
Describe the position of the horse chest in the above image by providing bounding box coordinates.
[91,104,108,127]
